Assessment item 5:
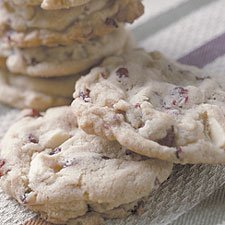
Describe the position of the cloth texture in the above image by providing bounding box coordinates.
[1,0,225,224]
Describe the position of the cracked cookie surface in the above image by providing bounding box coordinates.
[72,49,225,164]
[0,106,172,224]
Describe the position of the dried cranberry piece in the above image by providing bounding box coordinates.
[172,100,177,106]
[173,87,188,95]
[100,72,107,79]
[166,87,189,108]
[101,156,110,160]
[79,89,91,102]
[175,147,182,159]
[125,150,133,155]
[116,67,129,78]
[0,160,8,177]
[49,147,62,156]
[0,160,5,168]
[135,103,141,109]
[24,109,41,118]
[28,134,39,144]
[184,96,189,103]
[105,18,118,28]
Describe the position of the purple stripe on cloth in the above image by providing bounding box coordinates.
[178,32,225,68]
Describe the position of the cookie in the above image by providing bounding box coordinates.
[72,49,225,164]
[0,0,144,47]
[0,69,72,110]
[11,0,91,10]
[3,27,132,77]
[0,106,172,224]
[1,68,83,97]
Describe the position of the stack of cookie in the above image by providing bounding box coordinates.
[0,0,144,110]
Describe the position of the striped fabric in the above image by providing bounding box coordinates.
[0,0,225,225]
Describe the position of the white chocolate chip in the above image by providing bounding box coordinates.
[39,129,70,149]
[208,117,225,148]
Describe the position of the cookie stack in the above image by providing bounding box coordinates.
[0,0,144,110]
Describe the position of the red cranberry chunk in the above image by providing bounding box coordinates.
[0,160,5,168]
[49,147,62,156]
[23,109,41,118]
[79,89,91,102]
[28,134,39,144]
[116,67,129,78]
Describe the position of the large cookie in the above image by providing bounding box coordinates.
[3,27,132,77]
[72,49,225,164]
[0,69,73,110]
[0,106,172,224]
[0,0,143,47]
[11,0,91,10]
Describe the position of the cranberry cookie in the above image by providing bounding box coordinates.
[72,49,225,164]
[0,106,172,224]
